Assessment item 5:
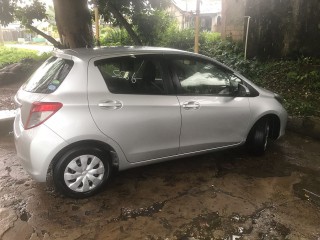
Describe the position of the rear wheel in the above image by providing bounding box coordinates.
[53,146,111,198]
[247,119,270,155]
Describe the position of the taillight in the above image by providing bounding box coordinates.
[25,102,63,130]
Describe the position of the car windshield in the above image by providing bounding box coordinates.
[23,57,74,94]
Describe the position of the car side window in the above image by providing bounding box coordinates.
[171,58,236,96]
[95,56,166,95]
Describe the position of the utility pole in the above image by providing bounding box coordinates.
[94,1,100,46]
[0,25,4,46]
[194,0,200,53]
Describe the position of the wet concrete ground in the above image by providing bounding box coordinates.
[0,132,320,240]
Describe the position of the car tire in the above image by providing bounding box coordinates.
[53,146,111,198]
[247,119,270,156]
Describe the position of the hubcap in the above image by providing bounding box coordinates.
[64,155,105,192]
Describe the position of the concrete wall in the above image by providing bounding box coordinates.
[221,0,246,41]
[246,0,320,58]
[221,0,320,58]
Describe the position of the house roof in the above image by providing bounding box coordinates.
[172,0,221,14]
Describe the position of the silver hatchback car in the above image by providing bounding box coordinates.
[14,46,287,198]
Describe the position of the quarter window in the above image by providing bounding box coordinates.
[95,56,166,95]
[23,57,74,94]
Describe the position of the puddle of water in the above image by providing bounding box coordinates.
[20,209,31,222]
[174,212,222,240]
[293,176,320,207]
[108,201,166,222]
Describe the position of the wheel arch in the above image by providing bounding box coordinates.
[47,140,119,180]
[247,113,281,141]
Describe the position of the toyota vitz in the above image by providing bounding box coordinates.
[14,47,287,198]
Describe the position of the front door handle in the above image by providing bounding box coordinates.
[98,100,123,110]
[182,101,200,110]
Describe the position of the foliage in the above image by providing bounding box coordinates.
[133,10,175,46]
[161,28,195,51]
[0,0,46,26]
[2,0,169,47]
[0,47,50,69]
[15,0,46,25]
[100,27,133,46]
[97,0,170,45]
[0,0,15,25]
[97,0,170,25]
[251,59,320,116]
[100,10,177,47]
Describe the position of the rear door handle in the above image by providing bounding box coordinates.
[98,100,123,110]
[182,101,200,110]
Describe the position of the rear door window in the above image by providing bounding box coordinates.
[95,56,167,95]
[23,57,74,93]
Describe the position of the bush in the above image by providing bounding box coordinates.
[160,28,195,51]
[0,47,50,69]
[134,10,176,46]
[100,27,133,46]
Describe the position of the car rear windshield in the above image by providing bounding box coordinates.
[23,57,74,93]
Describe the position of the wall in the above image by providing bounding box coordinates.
[221,0,246,41]
[246,0,320,58]
[168,5,185,30]
[221,0,320,58]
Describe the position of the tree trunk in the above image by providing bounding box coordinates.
[25,24,62,48]
[52,0,93,48]
[107,3,142,46]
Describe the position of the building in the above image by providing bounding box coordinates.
[220,0,246,42]
[169,0,222,32]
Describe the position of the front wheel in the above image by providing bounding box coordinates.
[247,119,270,156]
[53,146,111,198]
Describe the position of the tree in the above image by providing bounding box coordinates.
[133,10,175,46]
[15,0,63,48]
[53,0,93,48]
[97,0,170,45]
[0,0,93,48]
[0,0,170,48]
[1,0,60,47]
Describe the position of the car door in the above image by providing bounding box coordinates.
[88,54,181,163]
[168,56,251,153]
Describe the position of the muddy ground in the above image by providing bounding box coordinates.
[0,132,319,240]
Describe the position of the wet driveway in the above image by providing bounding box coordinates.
[0,132,319,240]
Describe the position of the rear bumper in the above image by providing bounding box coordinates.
[14,114,68,182]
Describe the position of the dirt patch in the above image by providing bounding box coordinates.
[0,87,19,110]
[0,59,43,110]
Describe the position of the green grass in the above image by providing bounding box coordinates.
[0,47,50,69]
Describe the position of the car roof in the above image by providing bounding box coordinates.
[53,46,197,62]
